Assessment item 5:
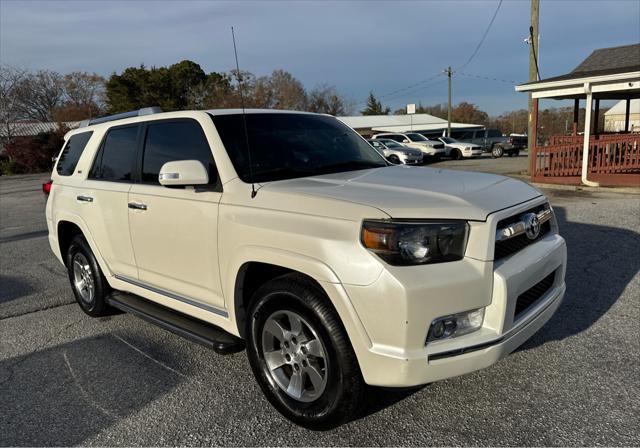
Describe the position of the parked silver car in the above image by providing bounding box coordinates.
[367,139,424,165]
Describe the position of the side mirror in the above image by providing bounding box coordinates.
[402,139,410,143]
[159,160,208,186]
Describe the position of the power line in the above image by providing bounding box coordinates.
[457,0,504,70]
[353,72,443,107]
[456,70,520,84]
[529,25,541,80]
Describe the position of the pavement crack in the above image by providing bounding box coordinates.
[62,351,120,419]
[112,334,187,378]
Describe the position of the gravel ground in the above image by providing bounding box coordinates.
[1,167,639,446]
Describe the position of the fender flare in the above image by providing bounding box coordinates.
[54,211,112,278]
[226,245,348,335]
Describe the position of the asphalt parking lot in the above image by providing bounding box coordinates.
[1,160,639,446]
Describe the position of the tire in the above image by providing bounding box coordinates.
[387,155,401,165]
[66,234,111,317]
[451,149,462,160]
[246,274,365,429]
[491,145,504,158]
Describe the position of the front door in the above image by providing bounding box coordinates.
[127,119,225,311]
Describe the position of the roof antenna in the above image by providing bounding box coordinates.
[231,26,257,198]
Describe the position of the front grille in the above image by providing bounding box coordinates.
[514,271,556,320]
[494,204,551,260]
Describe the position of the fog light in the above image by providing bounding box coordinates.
[427,308,485,343]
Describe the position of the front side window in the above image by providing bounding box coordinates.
[142,120,217,184]
[90,126,138,181]
[56,131,93,176]
[487,129,502,138]
[211,113,386,183]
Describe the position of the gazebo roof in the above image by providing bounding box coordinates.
[520,43,640,86]
[515,43,640,100]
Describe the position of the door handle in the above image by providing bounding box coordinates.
[77,195,93,203]
[128,202,147,211]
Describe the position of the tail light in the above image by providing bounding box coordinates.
[42,180,53,196]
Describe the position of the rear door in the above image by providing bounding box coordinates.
[127,118,225,311]
[80,124,140,278]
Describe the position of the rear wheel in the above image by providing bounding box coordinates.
[246,274,365,429]
[491,145,504,158]
[66,235,111,317]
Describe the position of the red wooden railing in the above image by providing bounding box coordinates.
[531,134,640,186]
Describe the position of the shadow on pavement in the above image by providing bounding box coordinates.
[0,334,185,446]
[0,275,35,304]
[519,206,640,351]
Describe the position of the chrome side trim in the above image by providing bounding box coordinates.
[495,207,553,242]
[114,274,229,318]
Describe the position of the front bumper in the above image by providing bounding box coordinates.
[341,205,567,387]
[464,149,483,157]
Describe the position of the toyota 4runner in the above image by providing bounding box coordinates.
[46,108,566,428]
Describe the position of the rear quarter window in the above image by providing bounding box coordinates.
[56,131,93,176]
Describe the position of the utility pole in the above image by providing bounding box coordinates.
[445,66,452,137]
[527,0,539,163]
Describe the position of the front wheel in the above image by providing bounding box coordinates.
[491,145,504,158]
[451,149,462,160]
[246,274,365,429]
[387,154,401,165]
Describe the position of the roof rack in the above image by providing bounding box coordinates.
[79,106,162,127]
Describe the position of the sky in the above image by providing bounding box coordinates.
[1,0,639,115]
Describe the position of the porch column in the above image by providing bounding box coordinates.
[624,98,631,132]
[572,98,579,136]
[581,90,599,187]
[593,99,600,136]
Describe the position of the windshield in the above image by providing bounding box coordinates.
[440,137,457,143]
[378,139,404,149]
[405,133,428,142]
[211,113,387,182]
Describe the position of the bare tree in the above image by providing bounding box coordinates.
[0,65,28,146]
[307,84,351,116]
[15,70,65,121]
[268,70,307,110]
[60,71,105,118]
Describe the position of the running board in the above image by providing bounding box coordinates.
[106,292,245,355]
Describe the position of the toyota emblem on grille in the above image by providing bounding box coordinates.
[522,213,541,240]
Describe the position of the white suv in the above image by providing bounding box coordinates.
[372,132,446,160]
[46,108,567,428]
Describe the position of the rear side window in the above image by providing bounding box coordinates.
[89,126,138,181]
[56,131,93,176]
[141,120,217,185]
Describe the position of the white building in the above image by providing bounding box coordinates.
[604,99,640,132]
[338,114,481,137]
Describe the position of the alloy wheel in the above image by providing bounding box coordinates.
[72,252,95,305]
[261,310,328,402]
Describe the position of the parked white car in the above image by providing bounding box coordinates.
[45,108,566,429]
[372,132,445,160]
[367,138,423,165]
[439,136,483,160]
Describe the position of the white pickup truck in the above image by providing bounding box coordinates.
[45,108,566,428]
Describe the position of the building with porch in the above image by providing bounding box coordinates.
[516,43,640,187]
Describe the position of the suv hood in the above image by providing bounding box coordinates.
[263,166,542,221]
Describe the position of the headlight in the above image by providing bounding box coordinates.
[361,220,468,266]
